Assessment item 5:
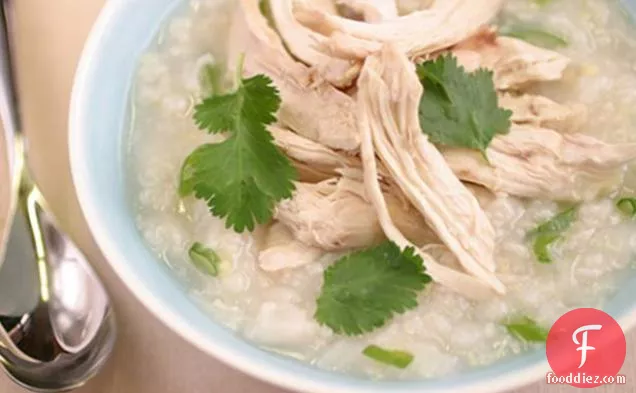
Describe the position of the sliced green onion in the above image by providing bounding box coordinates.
[528,206,578,237]
[199,64,223,96]
[534,0,553,6]
[178,154,196,198]
[532,233,561,264]
[617,197,636,217]
[504,316,549,343]
[526,206,578,263]
[363,345,414,369]
[188,242,221,276]
[500,25,568,49]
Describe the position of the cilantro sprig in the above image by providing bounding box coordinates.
[315,241,432,336]
[180,60,297,232]
[416,55,512,158]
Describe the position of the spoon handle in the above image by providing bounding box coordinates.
[0,0,39,364]
[0,0,21,173]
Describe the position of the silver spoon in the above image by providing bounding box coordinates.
[0,1,117,391]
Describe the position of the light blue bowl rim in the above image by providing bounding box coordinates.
[69,1,636,392]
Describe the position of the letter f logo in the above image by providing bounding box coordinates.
[572,325,603,368]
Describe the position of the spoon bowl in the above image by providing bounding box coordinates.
[0,180,116,392]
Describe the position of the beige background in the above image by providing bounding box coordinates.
[0,1,634,392]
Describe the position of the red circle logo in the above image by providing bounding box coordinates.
[546,308,626,388]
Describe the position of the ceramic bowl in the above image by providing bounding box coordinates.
[69,1,636,392]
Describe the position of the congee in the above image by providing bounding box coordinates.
[129,0,636,379]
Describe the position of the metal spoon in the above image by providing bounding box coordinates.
[0,1,117,391]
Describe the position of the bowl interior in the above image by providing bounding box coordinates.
[70,1,636,392]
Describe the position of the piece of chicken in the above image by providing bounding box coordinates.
[269,125,361,182]
[275,177,437,251]
[294,0,504,60]
[268,0,360,87]
[271,124,502,211]
[269,124,396,182]
[276,178,383,250]
[315,31,383,61]
[464,183,496,210]
[396,0,435,14]
[357,44,505,298]
[338,176,439,246]
[228,0,360,151]
[313,0,337,13]
[499,93,587,133]
[336,0,399,22]
[443,124,636,201]
[259,222,324,271]
[452,28,571,90]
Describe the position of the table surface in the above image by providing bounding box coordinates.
[1,1,634,392]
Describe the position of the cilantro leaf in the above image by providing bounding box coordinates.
[193,74,280,133]
[188,242,221,276]
[527,206,578,263]
[500,24,568,49]
[363,345,414,369]
[184,74,297,232]
[416,55,512,157]
[315,241,432,336]
[616,197,636,217]
[504,316,549,343]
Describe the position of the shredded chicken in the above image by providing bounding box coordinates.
[269,125,361,182]
[315,31,383,60]
[452,28,571,89]
[500,92,587,133]
[336,0,399,22]
[270,124,504,211]
[232,0,632,296]
[357,44,504,299]
[276,178,380,250]
[268,0,360,87]
[259,222,324,271]
[465,183,496,209]
[295,0,504,60]
[275,177,437,251]
[339,176,439,246]
[229,0,360,151]
[313,0,337,14]
[269,124,396,182]
[397,0,435,14]
[443,124,636,201]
